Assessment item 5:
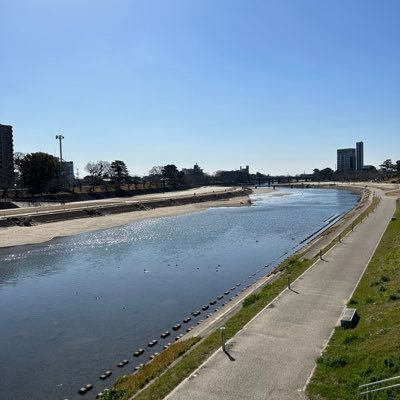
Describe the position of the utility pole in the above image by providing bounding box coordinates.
[55,134,64,162]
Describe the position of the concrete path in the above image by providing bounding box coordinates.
[165,190,396,400]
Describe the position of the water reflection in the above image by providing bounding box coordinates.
[0,188,358,400]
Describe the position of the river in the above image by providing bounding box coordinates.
[0,188,358,400]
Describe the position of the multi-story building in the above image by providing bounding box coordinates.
[239,165,250,174]
[182,163,204,176]
[61,161,75,184]
[337,148,356,172]
[355,141,364,171]
[0,124,14,188]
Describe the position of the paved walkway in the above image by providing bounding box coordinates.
[165,189,396,400]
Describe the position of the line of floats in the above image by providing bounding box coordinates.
[74,259,290,398]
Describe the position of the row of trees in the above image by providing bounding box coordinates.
[9,151,400,195]
[83,161,188,191]
[10,152,198,194]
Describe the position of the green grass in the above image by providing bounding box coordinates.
[102,193,380,400]
[307,199,400,400]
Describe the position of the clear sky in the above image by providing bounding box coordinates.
[1,0,399,177]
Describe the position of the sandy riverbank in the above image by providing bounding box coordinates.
[0,195,250,249]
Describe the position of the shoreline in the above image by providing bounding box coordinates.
[0,185,364,250]
[110,186,377,400]
[0,195,251,249]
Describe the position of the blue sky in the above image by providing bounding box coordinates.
[1,0,399,176]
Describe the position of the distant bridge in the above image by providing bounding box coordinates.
[263,174,314,185]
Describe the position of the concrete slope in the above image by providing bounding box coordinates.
[165,190,396,400]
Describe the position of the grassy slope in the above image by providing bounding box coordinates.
[307,199,400,400]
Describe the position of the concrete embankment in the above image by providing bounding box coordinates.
[0,189,251,229]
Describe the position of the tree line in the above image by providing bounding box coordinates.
[8,151,400,196]
[10,152,211,195]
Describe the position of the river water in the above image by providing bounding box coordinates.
[0,188,358,400]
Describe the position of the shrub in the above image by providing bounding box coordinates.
[243,293,261,307]
[389,293,400,301]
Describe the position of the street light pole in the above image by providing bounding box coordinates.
[55,134,64,162]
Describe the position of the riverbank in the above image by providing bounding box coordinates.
[145,189,395,400]
[0,186,365,400]
[103,187,375,400]
[307,198,400,399]
[0,191,251,248]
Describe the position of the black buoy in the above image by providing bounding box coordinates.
[183,317,191,323]
[224,291,230,295]
[217,295,223,300]
[133,351,140,357]
[172,324,181,331]
[202,305,209,311]
[210,300,217,305]
[230,287,235,291]
[78,387,87,395]
[148,339,158,347]
[161,331,170,339]
[191,311,201,317]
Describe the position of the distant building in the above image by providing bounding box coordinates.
[355,141,364,171]
[182,163,203,176]
[337,148,356,172]
[0,124,14,188]
[61,161,75,184]
[239,165,250,174]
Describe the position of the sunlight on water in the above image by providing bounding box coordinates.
[0,188,358,400]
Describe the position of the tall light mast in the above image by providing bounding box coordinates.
[55,134,64,162]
